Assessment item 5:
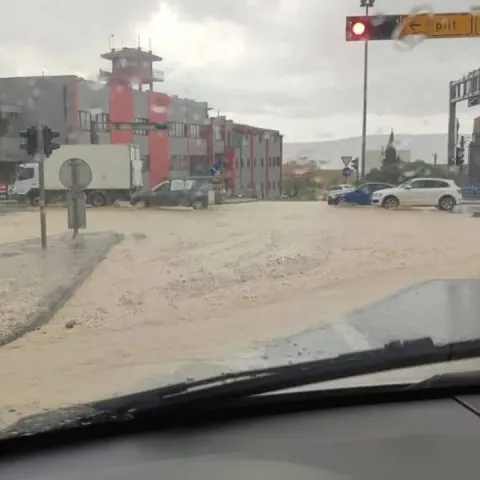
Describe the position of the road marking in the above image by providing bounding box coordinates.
[331,321,372,351]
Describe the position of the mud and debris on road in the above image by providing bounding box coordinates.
[1,202,480,428]
[0,231,122,346]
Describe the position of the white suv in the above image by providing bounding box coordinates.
[371,178,462,211]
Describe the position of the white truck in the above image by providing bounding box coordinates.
[11,144,143,207]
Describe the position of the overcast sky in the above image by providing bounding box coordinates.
[1,0,480,141]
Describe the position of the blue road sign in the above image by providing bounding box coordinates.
[342,167,351,177]
[209,164,221,176]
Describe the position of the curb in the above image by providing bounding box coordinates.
[0,232,124,347]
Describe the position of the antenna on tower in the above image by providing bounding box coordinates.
[110,34,115,50]
[137,34,141,48]
[121,36,124,48]
[148,37,152,51]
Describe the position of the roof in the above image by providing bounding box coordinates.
[232,122,280,135]
[100,47,162,62]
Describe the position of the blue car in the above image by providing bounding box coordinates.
[329,182,394,205]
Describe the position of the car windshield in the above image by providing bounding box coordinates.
[16,166,35,181]
[2,0,480,439]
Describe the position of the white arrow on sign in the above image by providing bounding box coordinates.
[341,156,352,167]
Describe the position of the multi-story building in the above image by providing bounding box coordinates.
[0,46,282,197]
[207,116,282,198]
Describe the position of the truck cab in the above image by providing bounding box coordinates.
[10,163,38,204]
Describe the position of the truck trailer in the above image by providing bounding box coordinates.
[11,144,143,207]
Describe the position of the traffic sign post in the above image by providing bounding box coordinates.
[59,158,92,238]
[341,156,352,167]
[346,12,480,41]
[342,167,352,178]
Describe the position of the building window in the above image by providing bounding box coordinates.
[235,159,239,169]
[79,110,90,130]
[171,155,188,170]
[247,158,250,167]
[261,158,264,167]
[133,117,148,135]
[96,113,110,132]
[168,122,185,137]
[188,124,200,138]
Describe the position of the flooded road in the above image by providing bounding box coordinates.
[1,202,480,426]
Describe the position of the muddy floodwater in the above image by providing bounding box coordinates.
[1,202,480,427]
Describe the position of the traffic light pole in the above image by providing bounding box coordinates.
[36,124,47,249]
[360,0,373,179]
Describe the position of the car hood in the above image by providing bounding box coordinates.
[137,277,480,391]
[373,187,400,195]
[4,278,480,437]
[330,188,355,196]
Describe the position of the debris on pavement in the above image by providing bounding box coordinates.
[0,231,123,346]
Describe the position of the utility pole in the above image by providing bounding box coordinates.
[36,124,47,249]
[360,0,375,179]
[433,153,437,166]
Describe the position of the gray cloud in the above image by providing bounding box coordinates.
[1,0,479,136]
[0,0,159,72]
[162,0,480,120]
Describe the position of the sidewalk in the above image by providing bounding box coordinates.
[0,231,122,346]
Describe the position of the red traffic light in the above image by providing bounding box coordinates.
[352,21,366,35]
[346,17,370,40]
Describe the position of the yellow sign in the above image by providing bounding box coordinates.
[399,12,476,38]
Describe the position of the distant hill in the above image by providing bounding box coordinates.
[284,133,468,168]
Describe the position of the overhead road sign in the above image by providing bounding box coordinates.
[400,13,474,38]
[346,12,480,41]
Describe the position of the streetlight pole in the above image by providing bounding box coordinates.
[360,0,374,179]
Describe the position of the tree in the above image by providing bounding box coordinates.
[383,129,400,167]
[365,159,454,185]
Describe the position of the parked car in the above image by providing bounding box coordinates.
[371,178,462,211]
[130,178,210,209]
[325,184,356,204]
[329,182,394,206]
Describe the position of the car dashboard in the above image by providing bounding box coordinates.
[2,392,480,480]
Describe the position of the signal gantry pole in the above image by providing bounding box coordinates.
[360,0,375,179]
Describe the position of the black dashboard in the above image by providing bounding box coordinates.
[2,392,480,480]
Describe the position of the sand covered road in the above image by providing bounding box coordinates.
[1,202,480,426]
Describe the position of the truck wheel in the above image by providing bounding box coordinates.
[89,191,107,207]
[28,192,40,206]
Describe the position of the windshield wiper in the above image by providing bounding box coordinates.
[88,336,480,411]
[5,336,480,437]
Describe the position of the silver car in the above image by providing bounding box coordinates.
[326,184,355,204]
